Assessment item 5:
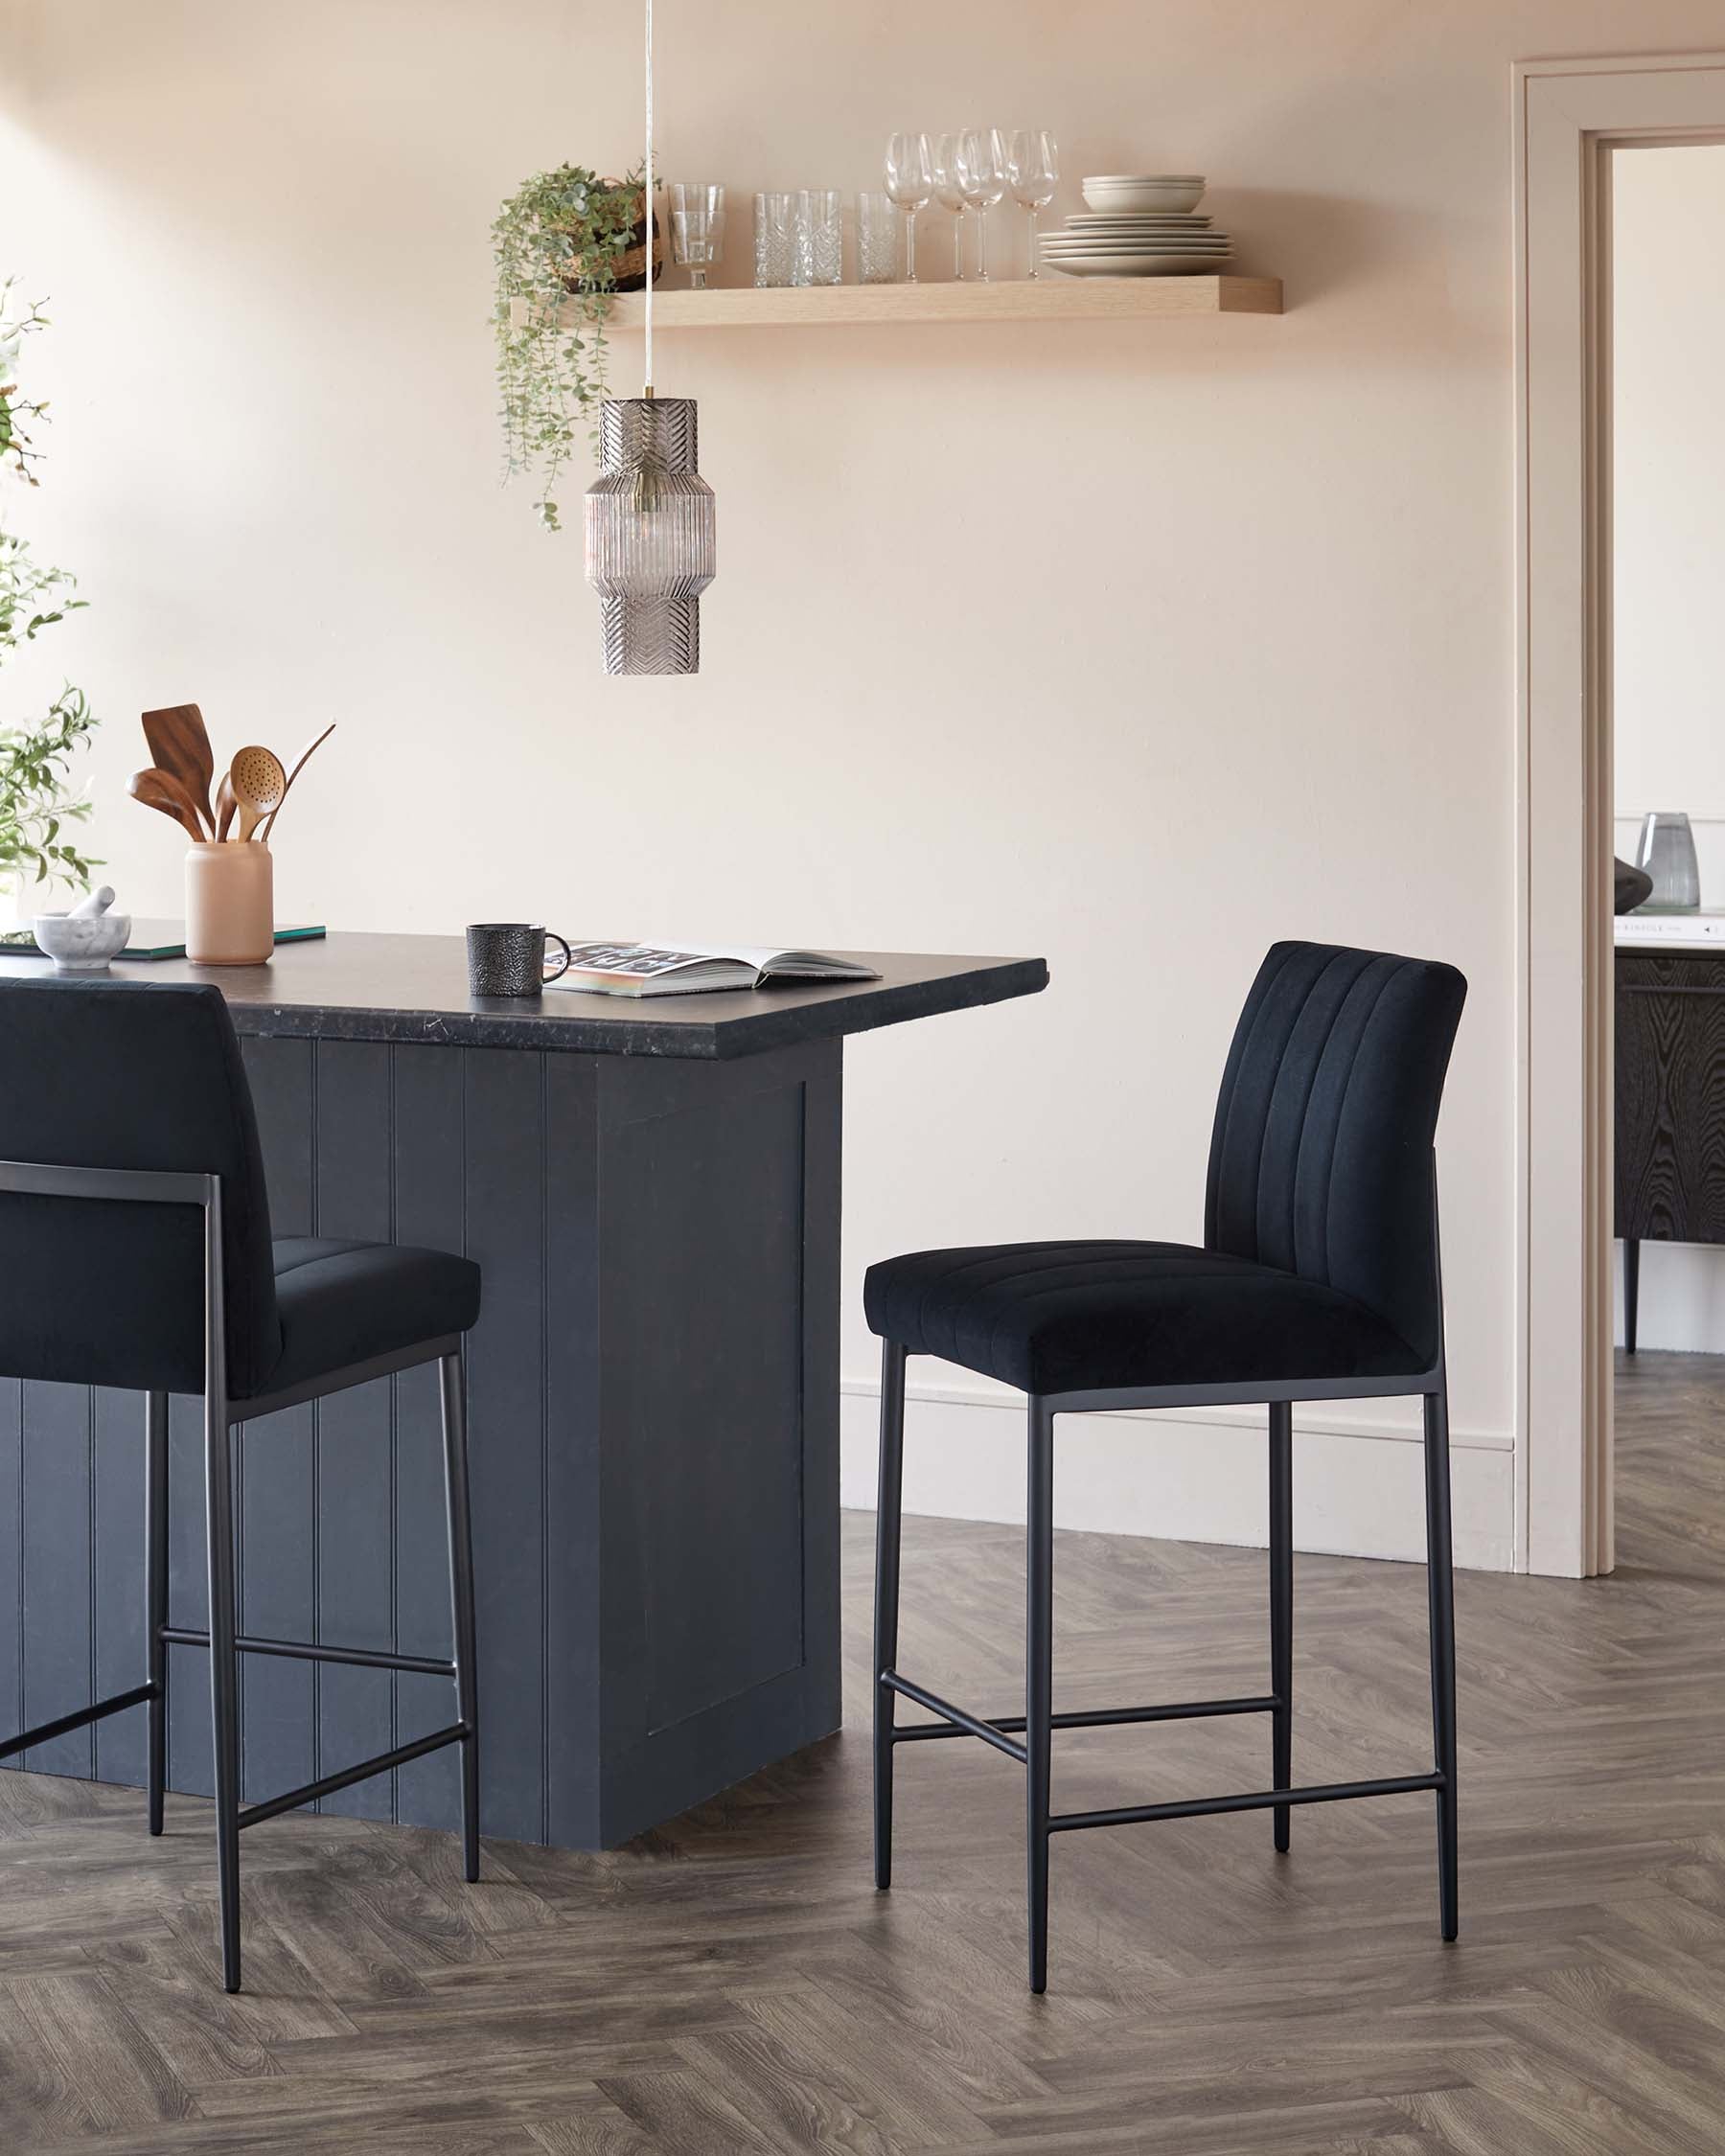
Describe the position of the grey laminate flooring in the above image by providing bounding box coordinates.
[1,1351,1721,2152]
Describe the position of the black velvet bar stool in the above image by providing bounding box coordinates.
[0,978,482,1992]
[865,941,1468,1992]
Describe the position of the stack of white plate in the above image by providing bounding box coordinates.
[1041,174,1231,278]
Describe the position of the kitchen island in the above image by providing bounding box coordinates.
[0,932,1046,1848]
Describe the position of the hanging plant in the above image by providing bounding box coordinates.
[0,278,99,918]
[492,165,660,533]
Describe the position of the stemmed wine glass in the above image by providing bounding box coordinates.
[931,133,968,280]
[954,127,1006,282]
[1005,130,1059,277]
[884,132,933,284]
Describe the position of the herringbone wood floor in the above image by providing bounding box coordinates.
[2,1354,1723,2152]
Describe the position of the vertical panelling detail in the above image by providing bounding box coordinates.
[93,1387,147,1786]
[21,1382,94,1775]
[462,1047,548,1843]
[312,1040,395,1818]
[0,1380,17,1767]
[543,1054,599,1846]
[392,1043,466,1829]
[233,1036,316,1807]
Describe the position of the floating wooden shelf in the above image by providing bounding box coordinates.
[513,275,1282,333]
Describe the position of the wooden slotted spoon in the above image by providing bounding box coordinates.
[228,745,288,842]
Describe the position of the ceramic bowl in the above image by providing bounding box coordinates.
[1082,175,1206,214]
[34,909,131,973]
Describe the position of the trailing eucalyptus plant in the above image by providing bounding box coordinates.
[0,276,99,906]
[492,165,649,532]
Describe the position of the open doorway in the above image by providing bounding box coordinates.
[1610,138,1725,1564]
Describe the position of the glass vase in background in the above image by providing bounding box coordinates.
[793,190,843,286]
[857,191,900,283]
[1636,812,1701,912]
[670,183,725,288]
[753,192,794,287]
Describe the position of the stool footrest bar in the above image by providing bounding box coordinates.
[0,1683,160,1763]
[161,1626,456,1680]
[890,1692,1281,1741]
[882,1672,1028,1763]
[1049,1770,1446,1834]
[238,1723,470,1830]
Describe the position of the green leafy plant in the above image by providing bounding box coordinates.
[0,277,99,909]
[492,165,648,532]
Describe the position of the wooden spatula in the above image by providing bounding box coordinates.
[141,704,215,834]
[128,766,208,842]
[257,722,334,841]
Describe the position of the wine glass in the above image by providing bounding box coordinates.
[954,127,1006,282]
[931,133,968,280]
[1005,130,1059,277]
[884,132,933,283]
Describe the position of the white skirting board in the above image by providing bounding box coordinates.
[839,1374,1517,1573]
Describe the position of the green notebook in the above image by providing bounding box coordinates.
[0,922,325,959]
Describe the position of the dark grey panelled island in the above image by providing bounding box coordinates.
[0,933,1046,1847]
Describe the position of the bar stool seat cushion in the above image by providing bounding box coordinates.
[864,1240,1421,1397]
[249,1238,482,1402]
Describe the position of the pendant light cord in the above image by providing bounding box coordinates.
[643,0,654,396]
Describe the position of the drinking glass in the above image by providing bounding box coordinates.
[753,191,794,287]
[857,191,900,283]
[931,133,968,279]
[670,182,725,289]
[793,189,843,286]
[1637,811,1701,911]
[1005,130,1059,277]
[884,132,932,283]
[954,127,1006,281]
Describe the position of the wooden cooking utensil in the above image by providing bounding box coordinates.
[127,766,208,842]
[228,745,288,843]
[140,704,215,834]
[214,770,238,841]
[257,722,335,842]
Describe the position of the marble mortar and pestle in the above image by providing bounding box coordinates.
[34,885,132,973]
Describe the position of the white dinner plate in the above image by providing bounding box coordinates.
[1042,241,1231,257]
[1065,213,1213,226]
[1046,254,1230,277]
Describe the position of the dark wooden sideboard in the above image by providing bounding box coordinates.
[1616,946,1725,1351]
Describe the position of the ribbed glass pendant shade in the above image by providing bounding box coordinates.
[584,397,717,675]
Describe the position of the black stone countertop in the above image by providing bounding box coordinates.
[0,932,1048,1059]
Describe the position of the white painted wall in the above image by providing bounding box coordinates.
[1613,142,1725,1352]
[6,3,1719,1571]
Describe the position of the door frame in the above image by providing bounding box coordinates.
[1514,52,1725,1576]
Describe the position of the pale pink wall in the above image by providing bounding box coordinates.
[7,2,1722,1560]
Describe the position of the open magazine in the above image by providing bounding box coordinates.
[549,941,882,999]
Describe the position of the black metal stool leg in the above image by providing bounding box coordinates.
[873,1341,907,1891]
[146,1390,169,1836]
[1268,1402,1292,1854]
[1423,1385,1459,1942]
[1623,1238,1640,1355]
[204,1392,242,1992]
[440,1350,481,1883]
[1026,1397,1054,1994]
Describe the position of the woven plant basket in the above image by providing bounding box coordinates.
[553,183,663,295]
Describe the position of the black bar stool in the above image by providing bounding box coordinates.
[864,941,1467,1991]
[0,978,482,1992]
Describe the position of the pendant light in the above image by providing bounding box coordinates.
[584,0,717,675]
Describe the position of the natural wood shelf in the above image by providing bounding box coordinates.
[513,275,1282,333]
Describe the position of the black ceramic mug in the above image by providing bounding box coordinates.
[466,923,573,998]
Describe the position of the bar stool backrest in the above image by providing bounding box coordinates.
[0,977,280,1393]
[1205,942,1467,1372]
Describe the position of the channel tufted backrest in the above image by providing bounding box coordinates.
[1205,942,1467,1369]
[0,976,282,1395]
